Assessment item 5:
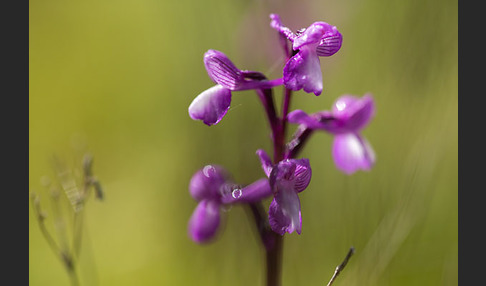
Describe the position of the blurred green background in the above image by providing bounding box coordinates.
[29,0,457,285]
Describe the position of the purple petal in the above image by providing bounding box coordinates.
[268,187,302,235]
[188,200,221,243]
[256,149,273,177]
[188,85,232,126]
[293,22,334,50]
[283,47,323,96]
[189,164,231,201]
[316,26,342,57]
[332,133,376,175]
[332,94,375,131]
[220,178,272,204]
[204,50,242,90]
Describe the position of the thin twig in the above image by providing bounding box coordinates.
[72,210,85,258]
[31,193,62,257]
[31,193,80,286]
[33,153,103,286]
[326,247,355,286]
[67,266,80,286]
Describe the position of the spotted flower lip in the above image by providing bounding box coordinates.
[256,149,312,235]
[189,50,283,126]
[270,13,342,96]
[188,164,272,243]
[287,94,376,174]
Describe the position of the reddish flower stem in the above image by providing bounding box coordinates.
[253,47,298,285]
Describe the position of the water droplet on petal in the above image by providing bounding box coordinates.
[232,188,242,199]
[203,165,216,178]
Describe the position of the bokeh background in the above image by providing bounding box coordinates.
[29,0,457,285]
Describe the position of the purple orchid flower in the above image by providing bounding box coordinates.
[188,49,283,126]
[270,13,342,96]
[287,94,376,175]
[256,149,312,235]
[188,164,272,243]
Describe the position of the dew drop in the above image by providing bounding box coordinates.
[203,165,215,178]
[232,188,242,199]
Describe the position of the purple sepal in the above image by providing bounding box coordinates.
[204,50,284,92]
[316,26,342,57]
[268,187,302,235]
[188,85,232,126]
[332,133,376,175]
[188,200,221,243]
[292,159,312,192]
[283,47,323,95]
[204,50,243,90]
[331,94,375,132]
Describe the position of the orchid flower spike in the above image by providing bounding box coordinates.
[287,94,376,175]
[188,49,283,126]
[188,164,272,243]
[256,149,312,235]
[270,13,342,96]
